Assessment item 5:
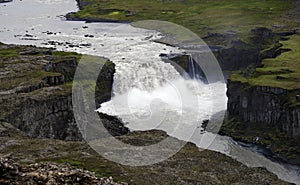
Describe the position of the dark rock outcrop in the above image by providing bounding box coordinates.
[212,28,284,71]
[161,53,208,82]
[7,94,81,141]
[223,80,300,165]
[0,44,127,141]
[44,56,77,82]
[75,0,91,10]
[227,81,300,137]
[99,113,129,137]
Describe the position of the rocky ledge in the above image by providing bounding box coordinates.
[0,44,125,140]
[221,80,300,165]
[0,127,291,185]
[220,33,300,165]
[0,43,292,184]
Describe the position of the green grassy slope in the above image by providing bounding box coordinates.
[70,0,297,38]
[231,34,300,90]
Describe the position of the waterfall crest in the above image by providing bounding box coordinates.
[112,59,181,95]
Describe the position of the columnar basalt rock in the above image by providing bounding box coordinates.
[227,80,300,138]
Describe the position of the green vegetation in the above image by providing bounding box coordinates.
[221,117,300,161]
[52,50,81,61]
[0,130,289,184]
[231,34,300,90]
[0,45,82,92]
[71,0,298,39]
[0,70,61,91]
[72,0,300,88]
[0,48,19,57]
[254,34,300,89]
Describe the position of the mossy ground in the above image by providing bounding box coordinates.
[0,1,299,182]
[220,117,300,162]
[0,48,19,57]
[0,45,81,92]
[0,129,290,185]
[71,0,298,40]
[230,34,300,108]
[231,34,300,90]
[73,0,300,86]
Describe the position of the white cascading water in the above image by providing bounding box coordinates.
[111,57,181,95]
[189,55,197,79]
[98,53,226,143]
[0,0,299,183]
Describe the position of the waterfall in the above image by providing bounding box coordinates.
[189,54,196,79]
[112,59,181,96]
[111,53,210,97]
[97,51,226,129]
[187,54,207,82]
[1,1,299,182]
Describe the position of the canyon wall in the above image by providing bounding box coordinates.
[7,94,80,140]
[0,45,127,141]
[227,80,300,137]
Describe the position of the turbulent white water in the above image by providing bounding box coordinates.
[99,78,223,135]
[112,56,181,95]
[0,0,299,184]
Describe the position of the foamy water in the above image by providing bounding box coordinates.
[0,0,299,183]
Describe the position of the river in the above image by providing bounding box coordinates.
[0,0,299,184]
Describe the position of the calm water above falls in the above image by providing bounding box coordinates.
[0,0,299,184]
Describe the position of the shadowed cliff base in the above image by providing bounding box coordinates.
[222,34,300,165]
[0,126,292,185]
[68,0,300,165]
[0,44,120,140]
[0,0,296,184]
[0,43,293,184]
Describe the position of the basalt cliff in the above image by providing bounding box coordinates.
[0,44,291,184]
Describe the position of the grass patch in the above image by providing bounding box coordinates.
[0,45,82,91]
[39,153,127,182]
[221,117,300,161]
[56,159,84,167]
[230,35,300,90]
[0,48,19,57]
[52,50,81,59]
[71,0,298,39]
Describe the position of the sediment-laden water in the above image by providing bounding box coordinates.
[0,0,299,184]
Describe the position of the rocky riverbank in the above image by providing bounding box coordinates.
[0,43,292,184]
[1,0,300,182]
[0,44,120,140]
[220,34,300,165]
[0,126,291,185]
[68,0,300,166]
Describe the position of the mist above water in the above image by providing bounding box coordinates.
[98,77,225,137]
[0,0,299,183]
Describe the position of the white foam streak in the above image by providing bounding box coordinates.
[1,1,299,183]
